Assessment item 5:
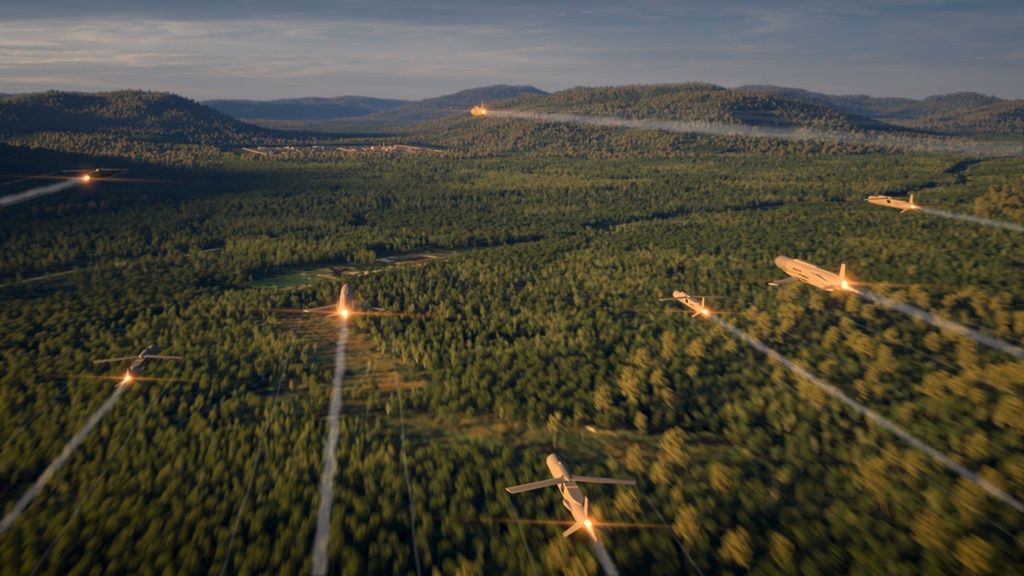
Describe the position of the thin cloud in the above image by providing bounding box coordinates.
[1,2,1022,99]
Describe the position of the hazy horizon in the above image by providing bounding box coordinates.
[0,81,1016,105]
[2,0,1023,101]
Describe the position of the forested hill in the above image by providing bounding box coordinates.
[357,84,547,124]
[203,95,409,121]
[735,85,919,118]
[416,83,913,157]
[894,92,1004,119]
[0,90,275,145]
[737,85,1008,124]
[500,83,897,131]
[894,99,1024,135]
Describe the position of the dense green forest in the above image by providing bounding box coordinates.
[0,91,278,144]
[1,93,1024,575]
[893,101,1024,136]
[493,84,898,131]
[203,96,410,122]
[738,87,1006,122]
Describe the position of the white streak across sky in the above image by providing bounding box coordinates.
[859,289,1024,360]
[394,385,423,576]
[486,110,1024,157]
[712,316,1024,514]
[919,206,1024,233]
[310,320,348,576]
[0,383,127,536]
[589,537,620,576]
[0,180,76,209]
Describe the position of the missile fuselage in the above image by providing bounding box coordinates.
[671,290,710,317]
[546,454,590,533]
[867,194,919,213]
[338,284,354,316]
[774,256,856,293]
[127,344,161,376]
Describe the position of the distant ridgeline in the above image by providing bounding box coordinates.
[419,83,897,157]
[736,85,1023,134]
[207,84,548,127]
[0,90,276,144]
[0,84,1019,162]
[203,96,410,121]
[418,83,1024,157]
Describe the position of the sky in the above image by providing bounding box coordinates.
[1,0,1022,100]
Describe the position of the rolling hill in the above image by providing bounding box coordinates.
[893,91,1003,119]
[366,84,546,124]
[736,84,918,118]
[0,90,274,145]
[736,85,1006,123]
[415,83,911,157]
[203,95,408,121]
[219,84,547,131]
[504,83,896,131]
[895,99,1024,134]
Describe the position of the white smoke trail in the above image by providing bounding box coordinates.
[919,207,1024,233]
[711,316,1024,513]
[486,110,1023,156]
[504,497,540,574]
[218,378,285,576]
[859,289,1024,360]
[395,385,423,576]
[0,172,59,188]
[642,497,704,576]
[589,538,620,576]
[0,180,76,208]
[311,320,348,576]
[0,383,127,535]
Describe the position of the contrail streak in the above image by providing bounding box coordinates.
[475,517,669,529]
[642,497,704,576]
[919,207,1024,233]
[859,289,1024,360]
[25,383,177,574]
[589,538,620,576]
[219,378,284,576]
[0,383,127,535]
[504,498,540,575]
[311,321,348,576]
[711,316,1024,513]
[0,171,59,188]
[0,180,76,208]
[395,384,423,576]
[486,110,1023,156]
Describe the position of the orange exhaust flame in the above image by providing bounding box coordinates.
[66,374,187,384]
[117,371,133,387]
[473,517,670,529]
[470,105,488,117]
[81,174,92,182]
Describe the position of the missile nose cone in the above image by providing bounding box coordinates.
[774,256,790,267]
